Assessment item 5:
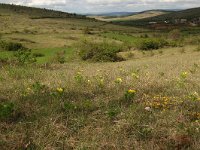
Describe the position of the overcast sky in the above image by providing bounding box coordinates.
[0,0,200,13]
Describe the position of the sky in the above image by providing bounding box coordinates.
[0,0,200,14]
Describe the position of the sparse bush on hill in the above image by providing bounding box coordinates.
[137,38,168,50]
[79,40,124,62]
[0,40,25,51]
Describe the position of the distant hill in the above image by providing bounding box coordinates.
[116,7,200,26]
[0,3,86,19]
[88,10,172,22]
[86,12,137,17]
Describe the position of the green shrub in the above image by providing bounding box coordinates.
[79,40,124,62]
[0,102,14,120]
[107,107,120,119]
[137,39,168,50]
[0,41,25,51]
[13,49,36,65]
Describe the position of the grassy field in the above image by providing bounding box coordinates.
[0,4,200,150]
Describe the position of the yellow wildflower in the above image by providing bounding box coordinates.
[115,77,122,84]
[57,88,64,93]
[131,73,139,79]
[128,89,136,94]
[181,71,188,78]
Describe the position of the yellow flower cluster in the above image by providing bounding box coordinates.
[115,77,123,84]
[181,71,188,79]
[145,95,181,109]
[57,88,64,93]
[189,92,200,101]
[131,73,139,79]
[188,112,200,121]
[128,89,136,94]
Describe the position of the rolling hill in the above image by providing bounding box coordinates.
[0,3,141,60]
[116,7,200,26]
[0,3,86,19]
[88,10,172,22]
[86,12,137,17]
[95,10,169,21]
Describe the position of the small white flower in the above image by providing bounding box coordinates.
[145,107,151,111]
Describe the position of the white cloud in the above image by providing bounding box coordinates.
[27,0,66,6]
[0,0,199,13]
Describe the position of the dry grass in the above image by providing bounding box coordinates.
[0,46,200,149]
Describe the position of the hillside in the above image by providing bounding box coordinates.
[89,10,170,22]
[0,3,141,61]
[0,3,85,19]
[86,12,136,17]
[116,7,200,26]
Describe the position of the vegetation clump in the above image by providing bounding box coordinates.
[13,49,36,65]
[79,40,124,62]
[137,38,168,50]
[0,41,25,51]
[0,102,14,120]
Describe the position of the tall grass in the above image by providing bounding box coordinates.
[0,49,200,149]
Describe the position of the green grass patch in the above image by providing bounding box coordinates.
[33,47,75,63]
[0,47,75,64]
[102,32,141,44]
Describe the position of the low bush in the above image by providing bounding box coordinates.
[13,49,36,65]
[0,102,14,120]
[0,41,25,51]
[79,40,124,62]
[137,38,168,50]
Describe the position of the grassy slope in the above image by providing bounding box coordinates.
[0,4,142,63]
[89,10,169,22]
[1,46,200,149]
[0,3,85,19]
[0,4,200,150]
[116,7,200,26]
